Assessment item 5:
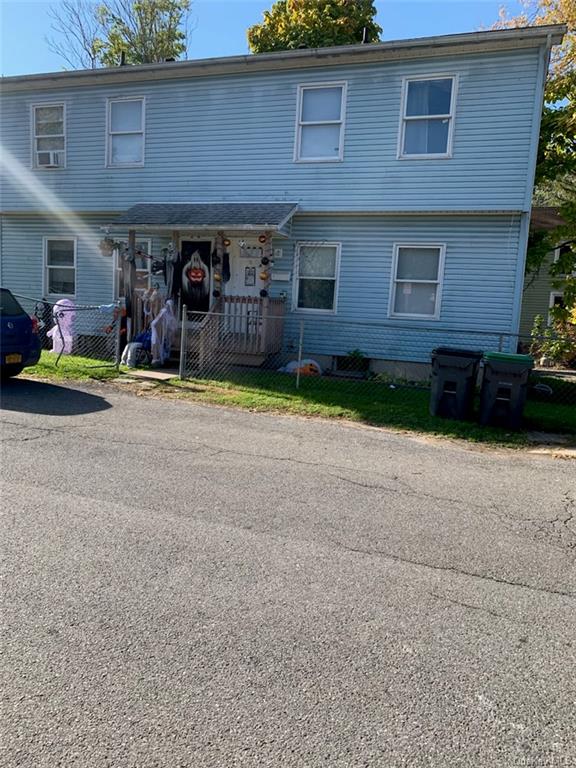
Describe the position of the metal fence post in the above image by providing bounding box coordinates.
[178,304,187,379]
[114,303,122,370]
[295,319,304,390]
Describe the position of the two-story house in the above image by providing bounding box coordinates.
[0,25,565,373]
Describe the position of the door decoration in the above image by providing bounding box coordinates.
[181,250,210,312]
[245,266,256,286]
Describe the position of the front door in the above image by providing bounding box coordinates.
[180,240,212,313]
[227,239,265,298]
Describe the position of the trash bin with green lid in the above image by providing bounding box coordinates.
[479,351,534,429]
[430,347,483,420]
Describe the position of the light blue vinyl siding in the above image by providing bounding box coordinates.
[273,213,522,361]
[0,214,167,306]
[1,212,521,362]
[1,48,541,213]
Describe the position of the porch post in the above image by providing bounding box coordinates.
[127,229,136,342]
[260,230,273,353]
[215,230,224,303]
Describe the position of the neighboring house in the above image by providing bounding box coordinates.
[0,25,565,372]
[519,206,570,339]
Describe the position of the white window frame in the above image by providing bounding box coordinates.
[106,96,146,168]
[114,238,153,300]
[397,74,458,160]
[43,236,77,298]
[294,82,347,163]
[292,241,341,314]
[31,103,66,170]
[548,291,565,324]
[388,242,446,320]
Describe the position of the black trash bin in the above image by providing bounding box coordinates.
[430,347,483,420]
[479,352,534,429]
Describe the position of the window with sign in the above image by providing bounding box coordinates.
[399,77,456,158]
[115,240,153,299]
[44,238,76,296]
[389,244,445,319]
[293,243,340,312]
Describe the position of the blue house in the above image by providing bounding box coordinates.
[0,25,565,375]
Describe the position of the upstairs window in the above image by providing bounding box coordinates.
[33,104,65,169]
[389,244,445,319]
[295,83,346,162]
[294,243,340,312]
[44,238,76,296]
[399,77,456,158]
[107,98,145,167]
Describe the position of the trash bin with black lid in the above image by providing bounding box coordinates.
[479,352,534,429]
[430,347,483,420]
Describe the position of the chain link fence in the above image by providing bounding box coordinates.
[14,294,122,369]
[179,308,576,433]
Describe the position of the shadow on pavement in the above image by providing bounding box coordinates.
[0,378,112,416]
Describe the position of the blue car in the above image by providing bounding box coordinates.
[0,288,41,379]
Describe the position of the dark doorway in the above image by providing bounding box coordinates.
[180,240,212,313]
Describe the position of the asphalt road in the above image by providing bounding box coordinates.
[1,377,575,768]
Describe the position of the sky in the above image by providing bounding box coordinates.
[0,0,527,77]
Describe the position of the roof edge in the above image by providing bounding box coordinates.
[1,25,566,91]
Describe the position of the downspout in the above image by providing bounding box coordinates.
[510,36,553,348]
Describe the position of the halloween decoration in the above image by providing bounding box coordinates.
[213,289,221,298]
[259,271,270,282]
[99,237,116,256]
[258,234,267,244]
[211,250,221,266]
[181,249,210,312]
[260,289,268,298]
[245,267,256,286]
[47,299,75,355]
[222,252,231,283]
[223,238,231,248]
[151,299,177,366]
[261,256,270,266]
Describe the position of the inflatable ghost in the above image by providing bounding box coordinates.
[47,298,76,354]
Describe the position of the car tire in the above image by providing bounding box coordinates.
[1,365,24,379]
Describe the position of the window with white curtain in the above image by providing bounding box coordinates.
[44,238,76,296]
[399,77,456,158]
[107,98,145,166]
[293,243,340,312]
[389,244,445,319]
[295,83,346,161]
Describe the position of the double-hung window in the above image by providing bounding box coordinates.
[294,242,340,312]
[295,83,346,162]
[33,104,66,168]
[389,244,445,319]
[399,76,456,158]
[44,238,76,296]
[107,98,145,166]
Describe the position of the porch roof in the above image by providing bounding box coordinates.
[106,202,299,232]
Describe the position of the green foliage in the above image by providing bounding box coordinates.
[530,313,576,367]
[247,0,382,54]
[97,0,190,66]
[47,0,190,68]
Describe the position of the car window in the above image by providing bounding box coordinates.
[0,289,26,316]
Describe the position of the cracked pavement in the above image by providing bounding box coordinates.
[1,378,575,767]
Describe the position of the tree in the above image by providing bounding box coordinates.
[47,0,191,69]
[495,1,575,325]
[247,0,382,54]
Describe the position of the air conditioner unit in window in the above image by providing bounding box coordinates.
[37,151,63,168]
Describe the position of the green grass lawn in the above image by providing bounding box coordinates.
[167,371,576,446]
[26,350,121,381]
[24,353,576,446]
